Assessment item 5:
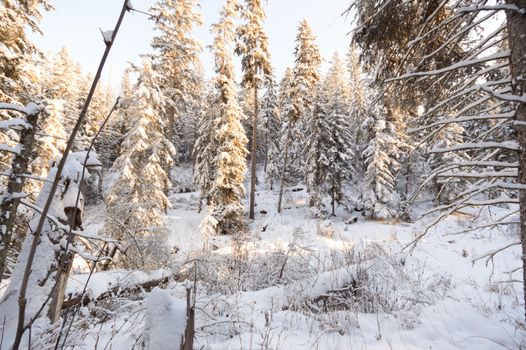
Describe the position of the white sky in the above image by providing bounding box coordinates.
[29,0,353,89]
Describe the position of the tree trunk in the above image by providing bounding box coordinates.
[331,184,335,216]
[277,123,293,213]
[264,134,269,173]
[505,0,526,321]
[0,106,39,283]
[249,86,258,220]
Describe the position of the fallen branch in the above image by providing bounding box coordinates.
[62,274,180,309]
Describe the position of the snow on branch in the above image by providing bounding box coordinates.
[480,86,526,103]
[442,160,518,168]
[0,143,22,155]
[418,10,497,64]
[458,4,526,14]
[0,118,31,130]
[0,102,40,116]
[429,141,519,154]
[410,111,515,133]
[405,179,521,251]
[448,220,519,236]
[100,29,114,44]
[66,245,111,262]
[417,76,509,120]
[472,241,521,266]
[436,170,517,178]
[388,50,510,81]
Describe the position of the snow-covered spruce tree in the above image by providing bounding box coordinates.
[427,123,471,205]
[193,85,219,213]
[207,0,249,235]
[96,69,133,170]
[179,65,206,164]
[42,47,83,102]
[1,0,51,176]
[27,100,69,196]
[97,70,134,170]
[103,58,174,269]
[75,73,114,151]
[150,0,203,163]
[361,103,409,219]
[0,102,40,283]
[0,0,52,101]
[277,19,321,212]
[260,75,281,190]
[276,67,294,181]
[351,0,467,207]
[347,43,368,179]
[236,0,272,220]
[305,53,353,215]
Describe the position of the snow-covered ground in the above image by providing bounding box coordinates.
[56,177,525,349]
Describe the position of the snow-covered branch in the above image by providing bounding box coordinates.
[472,241,521,266]
[458,4,526,14]
[0,102,40,116]
[388,50,510,81]
[429,141,520,154]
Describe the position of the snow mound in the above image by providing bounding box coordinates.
[143,287,187,350]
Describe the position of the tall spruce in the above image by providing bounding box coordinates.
[236,0,272,220]
[260,75,281,190]
[103,58,174,269]
[193,84,219,212]
[150,0,203,162]
[347,44,367,179]
[277,19,321,213]
[207,0,249,235]
[306,53,353,215]
[0,0,52,101]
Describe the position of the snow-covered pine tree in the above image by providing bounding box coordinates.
[178,65,205,164]
[104,58,174,269]
[98,70,133,170]
[207,0,249,235]
[260,75,281,190]
[236,0,272,220]
[322,54,354,214]
[277,19,321,213]
[150,0,203,163]
[305,53,353,215]
[305,83,326,210]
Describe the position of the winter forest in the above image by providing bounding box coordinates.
[0,0,526,349]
